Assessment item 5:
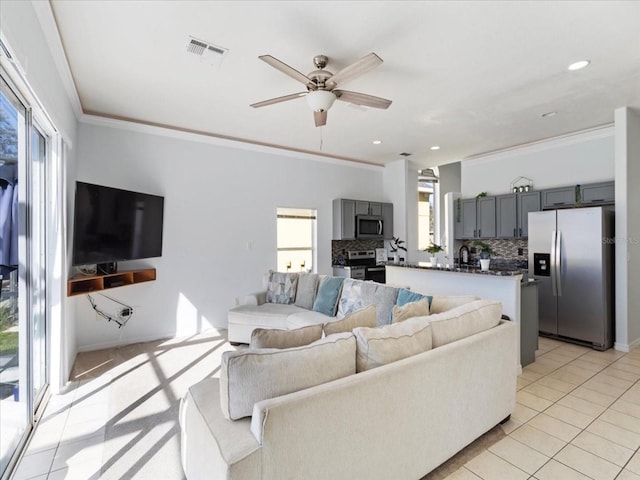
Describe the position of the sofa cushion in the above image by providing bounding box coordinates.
[286,310,333,330]
[391,298,430,323]
[312,276,344,316]
[323,305,377,337]
[353,316,433,372]
[428,299,502,348]
[220,332,356,420]
[294,273,319,309]
[430,295,480,314]
[228,303,308,330]
[396,288,433,308]
[265,271,299,304]
[249,324,323,349]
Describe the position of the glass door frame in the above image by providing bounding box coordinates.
[0,67,51,480]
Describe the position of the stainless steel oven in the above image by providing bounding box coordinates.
[365,265,386,283]
[356,215,383,239]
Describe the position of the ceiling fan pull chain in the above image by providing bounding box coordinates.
[319,127,324,151]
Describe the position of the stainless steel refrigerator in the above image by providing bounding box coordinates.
[528,206,614,350]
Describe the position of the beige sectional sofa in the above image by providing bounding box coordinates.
[180,297,518,480]
[227,272,478,344]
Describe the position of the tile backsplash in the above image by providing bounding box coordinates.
[459,238,528,267]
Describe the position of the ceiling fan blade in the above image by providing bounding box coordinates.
[326,52,383,88]
[250,92,307,108]
[334,90,392,109]
[259,55,316,89]
[314,110,327,127]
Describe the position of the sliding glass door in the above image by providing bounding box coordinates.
[0,73,49,479]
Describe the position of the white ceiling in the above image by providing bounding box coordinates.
[49,0,640,168]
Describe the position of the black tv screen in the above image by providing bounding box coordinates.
[72,182,164,266]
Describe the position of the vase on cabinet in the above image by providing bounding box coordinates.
[430,257,437,267]
[480,259,491,271]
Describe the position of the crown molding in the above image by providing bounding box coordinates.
[462,124,615,166]
[79,112,385,171]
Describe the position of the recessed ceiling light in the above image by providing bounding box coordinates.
[372,140,382,145]
[541,111,557,118]
[430,145,440,151]
[568,60,590,71]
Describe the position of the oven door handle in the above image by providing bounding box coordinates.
[367,266,386,272]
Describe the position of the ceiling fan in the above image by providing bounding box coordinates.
[250,53,392,127]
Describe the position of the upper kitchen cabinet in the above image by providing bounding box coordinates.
[518,191,541,237]
[580,181,615,205]
[541,186,576,209]
[477,197,496,238]
[333,199,356,240]
[496,194,517,238]
[457,199,478,239]
[496,192,541,238]
[356,201,382,216]
[381,203,394,239]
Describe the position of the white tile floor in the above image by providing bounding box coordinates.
[11,334,640,480]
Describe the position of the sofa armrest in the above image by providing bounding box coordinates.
[236,291,267,306]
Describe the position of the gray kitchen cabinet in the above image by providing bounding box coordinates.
[496,194,517,238]
[355,201,370,216]
[356,201,382,216]
[517,191,541,237]
[381,203,394,239]
[542,186,576,209]
[477,197,496,238]
[581,181,614,205]
[333,199,356,240]
[458,199,477,239]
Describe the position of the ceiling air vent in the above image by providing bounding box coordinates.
[186,36,228,67]
[399,152,412,157]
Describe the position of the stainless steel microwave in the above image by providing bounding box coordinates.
[356,215,384,239]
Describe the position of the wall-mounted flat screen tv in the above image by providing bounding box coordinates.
[72,181,164,267]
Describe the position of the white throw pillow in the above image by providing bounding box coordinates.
[220,332,356,420]
[249,324,323,349]
[428,299,502,348]
[429,295,480,314]
[353,316,432,372]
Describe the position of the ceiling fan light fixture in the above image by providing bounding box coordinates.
[568,60,590,71]
[306,90,337,112]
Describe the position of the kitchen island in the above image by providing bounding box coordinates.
[386,263,531,368]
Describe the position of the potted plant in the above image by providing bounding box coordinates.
[472,241,496,271]
[389,236,407,264]
[424,243,444,267]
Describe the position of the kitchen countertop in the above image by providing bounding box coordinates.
[385,262,526,277]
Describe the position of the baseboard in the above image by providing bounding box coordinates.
[615,336,640,353]
[76,331,178,353]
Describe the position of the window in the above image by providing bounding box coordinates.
[418,168,438,250]
[276,208,317,272]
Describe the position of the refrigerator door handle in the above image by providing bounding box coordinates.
[550,230,558,296]
[556,230,562,297]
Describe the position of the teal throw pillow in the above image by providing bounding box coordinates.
[396,288,433,308]
[312,277,345,316]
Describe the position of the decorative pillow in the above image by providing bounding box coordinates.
[429,299,502,348]
[250,324,323,349]
[265,271,299,304]
[336,278,364,318]
[353,316,433,372]
[396,288,433,308]
[220,332,356,420]
[312,276,344,316]
[430,295,480,314]
[294,273,319,309]
[323,305,377,337]
[391,298,430,323]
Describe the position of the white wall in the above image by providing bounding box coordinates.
[460,127,615,197]
[615,107,640,351]
[73,120,383,350]
[382,159,412,260]
[437,162,461,248]
[1,0,78,389]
